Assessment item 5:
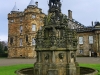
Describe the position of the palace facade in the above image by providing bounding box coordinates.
[8,0,100,58]
[8,0,45,58]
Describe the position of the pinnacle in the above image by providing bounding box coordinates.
[11,2,18,12]
[29,0,35,6]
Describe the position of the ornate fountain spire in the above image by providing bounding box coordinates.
[43,0,64,25]
[48,0,61,13]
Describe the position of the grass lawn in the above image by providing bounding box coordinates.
[79,64,100,75]
[0,64,33,75]
[0,64,100,75]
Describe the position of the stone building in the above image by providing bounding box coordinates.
[65,10,100,57]
[8,0,45,58]
[77,22,100,57]
[8,0,100,58]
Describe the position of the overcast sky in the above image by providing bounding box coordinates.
[0,0,100,41]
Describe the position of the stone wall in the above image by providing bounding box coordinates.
[8,6,45,58]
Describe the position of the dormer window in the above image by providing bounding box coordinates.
[32,15,36,19]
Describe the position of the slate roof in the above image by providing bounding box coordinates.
[12,3,18,12]
[29,0,35,6]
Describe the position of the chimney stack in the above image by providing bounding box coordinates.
[68,10,72,20]
[92,21,93,26]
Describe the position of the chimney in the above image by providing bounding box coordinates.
[92,21,93,26]
[35,1,38,7]
[68,10,72,20]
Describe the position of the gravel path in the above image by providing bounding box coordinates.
[0,57,100,66]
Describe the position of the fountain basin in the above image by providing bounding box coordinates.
[16,67,98,75]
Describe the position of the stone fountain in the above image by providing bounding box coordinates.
[33,0,80,75]
[16,0,98,75]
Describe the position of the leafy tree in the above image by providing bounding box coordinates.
[4,46,8,52]
[0,41,8,53]
[0,42,4,53]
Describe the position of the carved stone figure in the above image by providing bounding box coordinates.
[59,53,64,59]
[45,54,49,60]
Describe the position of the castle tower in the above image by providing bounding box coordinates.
[8,0,45,58]
[33,0,80,75]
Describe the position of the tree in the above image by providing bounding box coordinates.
[4,46,8,52]
[0,42,4,53]
[0,41,8,53]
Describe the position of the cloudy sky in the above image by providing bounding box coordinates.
[0,0,100,41]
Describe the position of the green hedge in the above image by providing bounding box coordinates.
[0,53,8,57]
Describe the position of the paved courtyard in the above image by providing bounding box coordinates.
[0,57,100,66]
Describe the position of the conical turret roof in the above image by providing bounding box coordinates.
[11,3,18,12]
[29,0,35,6]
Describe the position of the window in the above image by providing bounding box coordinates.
[40,26,42,30]
[80,49,83,54]
[26,35,28,42]
[20,39,23,46]
[79,37,83,44]
[89,36,93,44]
[20,26,23,33]
[11,20,14,22]
[32,25,36,31]
[40,19,42,22]
[72,26,75,29]
[10,37,13,44]
[20,18,22,21]
[32,15,36,19]
[32,38,36,45]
